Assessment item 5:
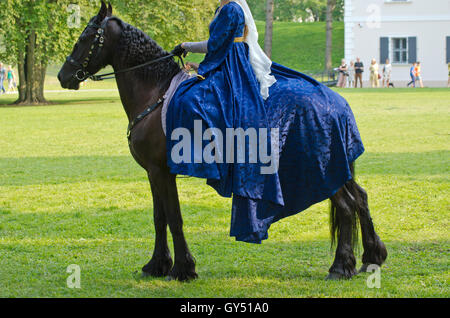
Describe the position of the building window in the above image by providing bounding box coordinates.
[392,38,408,64]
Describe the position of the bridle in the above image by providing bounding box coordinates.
[65,17,111,82]
[65,16,182,82]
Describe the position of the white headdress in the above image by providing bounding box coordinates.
[232,0,276,100]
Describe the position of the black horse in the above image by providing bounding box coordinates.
[58,2,387,281]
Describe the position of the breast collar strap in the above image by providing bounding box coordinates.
[127,98,165,144]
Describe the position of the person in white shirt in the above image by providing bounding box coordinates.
[347,61,355,88]
[369,58,379,88]
[337,59,348,88]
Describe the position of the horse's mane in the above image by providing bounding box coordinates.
[113,17,181,85]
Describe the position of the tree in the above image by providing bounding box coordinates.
[246,0,343,22]
[110,0,216,50]
[0,0,216,105]
[264,0,274,58]
[0,0,98,105]
[325,0,336,71]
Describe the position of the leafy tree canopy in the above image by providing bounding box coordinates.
[247,0,344,22]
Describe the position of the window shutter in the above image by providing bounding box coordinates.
[408,37,417,63]
[447,36,450,63]
[380,37,389,63]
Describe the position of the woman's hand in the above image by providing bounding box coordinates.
[185,62,200,72]
[171,44,187,58]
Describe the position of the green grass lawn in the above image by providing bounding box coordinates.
[0,87,449,297]
[256,21,344,72]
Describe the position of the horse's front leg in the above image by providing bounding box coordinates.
[148,166,197,281]
[142,172,173,277]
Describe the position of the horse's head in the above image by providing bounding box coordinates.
[58,1,120,90]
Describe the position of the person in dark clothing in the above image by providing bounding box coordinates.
[354,57,364,88]
[0,63,6,94]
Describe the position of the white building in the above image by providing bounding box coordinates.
[344,0,450,87]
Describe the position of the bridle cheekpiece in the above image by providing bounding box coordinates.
[66,17,110,82]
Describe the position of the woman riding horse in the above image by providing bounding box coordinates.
[167,0,365,244]
[58,1,387,281]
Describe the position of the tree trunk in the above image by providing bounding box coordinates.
[36,63,47,101]
[13,29,48,105]
[325,0,336,71]
[25,30,37,104]
[264,0,274,58]
[16,51,26,104]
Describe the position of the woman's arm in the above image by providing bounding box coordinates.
[197,3,243,78]
[182,41,208,54]
[205,4,241,57]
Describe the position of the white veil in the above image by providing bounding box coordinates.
[232,0,276,100]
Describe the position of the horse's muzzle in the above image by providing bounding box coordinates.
[58,69,80,90]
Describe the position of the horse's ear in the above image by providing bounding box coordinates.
[98,1,107,20]
[107,2,113,17]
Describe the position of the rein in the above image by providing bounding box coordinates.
[90,54,179,81]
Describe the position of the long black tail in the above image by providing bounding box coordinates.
[329,162,359,251]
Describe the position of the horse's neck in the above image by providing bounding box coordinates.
[113,70,163,122]
[110,28,177,122]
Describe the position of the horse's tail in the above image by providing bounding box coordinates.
[329,162,359,251]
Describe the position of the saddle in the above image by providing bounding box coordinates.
[161,70,194,136]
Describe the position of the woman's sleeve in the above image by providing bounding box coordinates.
[197,4,242,78]
[207,4,240,55]
[183,41,208,54]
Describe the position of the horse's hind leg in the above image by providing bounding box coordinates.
[349,180,387,272]
[142,173,173,277]
[327,184,358,280]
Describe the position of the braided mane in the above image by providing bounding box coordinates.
[114,18,181,85]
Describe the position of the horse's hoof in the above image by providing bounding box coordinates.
[359,263,384,273]
[165,276,174,282]
[142,256,173,277]
[326,269,357,280]
[168,263,198,282]
[326,272,346,280]
[359,263,370,273]
[168,270,198,282]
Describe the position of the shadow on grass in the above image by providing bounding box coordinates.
[0,96,118,107]
[0,151,448,186]
[3,231,446,290]
[1,193,448,297]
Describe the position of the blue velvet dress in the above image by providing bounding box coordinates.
[166,2,365,243]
